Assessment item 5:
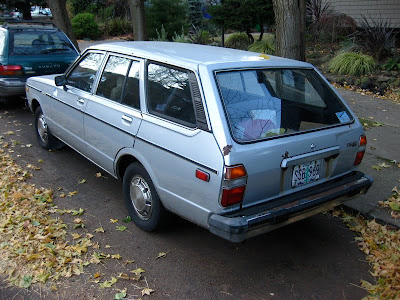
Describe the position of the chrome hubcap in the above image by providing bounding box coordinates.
[37,114,48,144]
[130,175,152,220]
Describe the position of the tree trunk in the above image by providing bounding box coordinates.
[246,30,254,44]
[258,22,264,42]
[272,0,305,61]
[20,2,32,20]
[129,0,147,41]
[46,0,80,51]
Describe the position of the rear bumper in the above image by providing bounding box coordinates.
[209,171,373,243]
[0,78,26,97]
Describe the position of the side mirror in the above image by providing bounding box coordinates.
[55,75,67,86]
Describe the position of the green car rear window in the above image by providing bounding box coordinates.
[9,30,76,56]
[216,68,353,143]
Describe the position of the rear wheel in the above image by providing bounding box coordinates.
[34,107,64,150]
[123,163,169,232]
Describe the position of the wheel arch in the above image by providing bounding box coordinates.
[30,99,40,113]
[116,154,140,181]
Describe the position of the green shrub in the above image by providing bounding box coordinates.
[173,27,189,43]
[248,35,275,54]
[383,56,400,71]
[146,0,188,40]
[97,6,115,22]
[329,52,376,75]
[188,25,212,45]
[105,18,132,36]
[354,16,396,61]
[71,13,99,40]
[69,0,93,15]
[154,25,168,41]
[225,32,250,50]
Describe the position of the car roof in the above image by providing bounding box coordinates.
[88,41,313,71]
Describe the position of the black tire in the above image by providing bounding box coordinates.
[123,163,169,232]
[34,107,64,150]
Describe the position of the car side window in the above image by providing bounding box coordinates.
[96,55,131,101]
[67,52,104,93]
[121,61,140,109]
[147,63,196,127]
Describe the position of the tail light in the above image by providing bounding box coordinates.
[221,165,247,207]
[0,65,23,76]
[354,135,367,165]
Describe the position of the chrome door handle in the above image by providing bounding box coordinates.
[122,115,133,124]
[77,98,85,105]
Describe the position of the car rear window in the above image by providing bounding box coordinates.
[216,68,353,143]
[9,29,77,56]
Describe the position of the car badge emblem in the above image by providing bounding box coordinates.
[311,143,316,150]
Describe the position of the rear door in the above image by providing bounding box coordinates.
[84,54,143,174]
[135,62,223,226]
[48,51,105,153]
[216,68,362,208]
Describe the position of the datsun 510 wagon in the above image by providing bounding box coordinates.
[26,42,373,242]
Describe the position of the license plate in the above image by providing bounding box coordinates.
[292,160,321,188]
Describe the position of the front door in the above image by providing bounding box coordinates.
[49,51,105,153]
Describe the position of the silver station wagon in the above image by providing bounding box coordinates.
[26,42,373,242]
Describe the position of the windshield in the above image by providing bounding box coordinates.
[216,68,353,143]
[10,29,77,56]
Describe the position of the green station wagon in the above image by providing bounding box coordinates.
[0,20,78,102]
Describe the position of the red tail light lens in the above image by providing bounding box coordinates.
[221,165,247,207]
[354,151,365,165]
[221,186,246,207]
[354,135,367,165]
[0,65,23,76]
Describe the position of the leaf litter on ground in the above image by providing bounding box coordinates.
[0,149,153,297]
[333,208,400,299]
[379,186,400,218]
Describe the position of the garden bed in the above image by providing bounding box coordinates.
[306,42,400,103]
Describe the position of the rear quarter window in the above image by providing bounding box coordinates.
[147,63,196,127]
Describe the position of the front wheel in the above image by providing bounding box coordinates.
[34,107,64,150]
[123,163,169,232]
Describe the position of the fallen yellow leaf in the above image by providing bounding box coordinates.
[94,227,105,233]
[141,288,154,296]
[68,191,78,197]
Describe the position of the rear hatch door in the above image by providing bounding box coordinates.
[8,28,78,78]
[215,68,364,207]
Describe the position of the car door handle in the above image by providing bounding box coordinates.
[122,115,133,124]
[77,98,85,105]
